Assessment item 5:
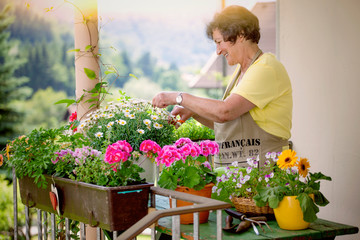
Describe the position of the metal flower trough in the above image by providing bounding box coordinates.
[18,175,153,231]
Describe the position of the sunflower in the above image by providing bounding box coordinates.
[277,149,298,169]
[297,157,310,178]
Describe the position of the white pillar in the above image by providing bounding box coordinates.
[73,1,100,239]
[74,0,99,120]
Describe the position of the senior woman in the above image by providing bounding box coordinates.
[152,5,292,167]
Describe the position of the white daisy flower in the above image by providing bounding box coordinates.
[117,119,126,125]
[153,122,163,129]
[106,122,114,128]
[107,113,114,118]
[137,129,145,134]
[151,115,159,120]
[143,119,151,126]
[95,132,103,138]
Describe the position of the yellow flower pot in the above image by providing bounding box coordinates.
[273,195,312,230]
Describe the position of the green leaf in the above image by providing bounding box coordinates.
[129,73,138,80]
[183,166,201,188]
[84,68,97,79]
[297,193,319,223]
[158,170,177,190]
[85,45,93,51]
[313,190,330,207]
[68,48,80,52]
[54,99,76,107]
[85,98,98,103]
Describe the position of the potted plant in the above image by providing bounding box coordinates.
[212,155,275,216]
[253,149,332,230]
[141,137,219,224]
[1,96,177,231]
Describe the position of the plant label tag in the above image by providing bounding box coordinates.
[50,184,60,215]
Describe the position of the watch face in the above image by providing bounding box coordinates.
[176,94,182,104]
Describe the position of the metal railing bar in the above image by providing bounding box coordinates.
[66,218,70,240]
[13,168,18,240]
[80,223,86,240]
[25,206,30,240]
[51,213,56,240]
[171,198,180,240]
[43,212,48,240]
[113,231,118,239]
[96,228,102,240]
[193,211,199,240]
[37,209,43,240]
[117,187,231,240]
[216,210,222,240]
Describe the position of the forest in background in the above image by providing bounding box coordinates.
[0,0,212,148]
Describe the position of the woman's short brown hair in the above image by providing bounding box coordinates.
[206,5,260,44]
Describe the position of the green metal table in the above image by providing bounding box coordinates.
[156,209,359,240]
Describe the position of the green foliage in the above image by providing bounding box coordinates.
[174,118,215,141]
[73,157,145,187]
[3,126,90,188]
[0,175,25,234]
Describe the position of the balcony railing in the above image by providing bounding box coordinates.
[11,168,231,240]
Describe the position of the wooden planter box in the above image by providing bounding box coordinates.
[18,175,153,231]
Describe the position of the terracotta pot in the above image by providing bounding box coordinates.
[171,183,214,224]
[18,175,153,231]
[274,195,314,230]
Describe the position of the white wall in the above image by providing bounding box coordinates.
[277,0,360,239]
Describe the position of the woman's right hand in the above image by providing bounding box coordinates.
[171,105,193,123]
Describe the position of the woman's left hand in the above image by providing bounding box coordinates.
[152,91,177,108]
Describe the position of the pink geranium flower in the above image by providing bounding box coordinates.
[155,145,182,167]
[140,140,161,154]
[104,140,133,166]
[200,140,219,156]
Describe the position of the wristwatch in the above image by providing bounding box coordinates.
[176,93,183,105]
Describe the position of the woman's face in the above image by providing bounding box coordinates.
[212,29,242,66]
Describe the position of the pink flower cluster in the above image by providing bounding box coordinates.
[156,145,182,167]
[139,140,161,159]
[104,140,133,164]
[155,138,219,168]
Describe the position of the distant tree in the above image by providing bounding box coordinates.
[0,4,30,149]
[16,87,68,134]
[137,51,156,78]
[121,50,132,73]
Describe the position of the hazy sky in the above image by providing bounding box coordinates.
[23,0,266,23]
